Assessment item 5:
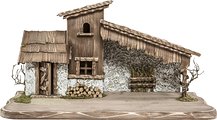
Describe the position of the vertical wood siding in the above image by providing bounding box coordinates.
[68,11,104,75]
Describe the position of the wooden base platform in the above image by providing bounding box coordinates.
[1,92,216,120]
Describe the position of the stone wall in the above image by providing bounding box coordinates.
[104,40,181,92]
[155,63,181,92]
[24,41,181,96]
[103,62,130,92]
[57,64,68,96]
[25,63,36,96]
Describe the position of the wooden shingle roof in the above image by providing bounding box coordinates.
[18,31,68,64]
[58,0,112,19]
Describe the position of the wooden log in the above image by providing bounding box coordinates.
[86,94,89,97]
[85,88,89,92]
[84,86,88,90]
[76,82,80,87]
[98,94,103,98]
[93,94,97,98]
[94,87,99,92]
[79,88,84,92]
[71,94,75,97]
[88,91,92,95]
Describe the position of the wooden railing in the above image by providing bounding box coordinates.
[129,77,156,92]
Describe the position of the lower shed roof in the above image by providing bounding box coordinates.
[18,31,68,64]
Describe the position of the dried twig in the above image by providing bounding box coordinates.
[12,64,25,85]
[180,59,203,97]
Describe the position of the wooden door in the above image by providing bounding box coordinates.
[35,62,57,96]
[39,62,52,95]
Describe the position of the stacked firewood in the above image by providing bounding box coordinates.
[66,82,103,98]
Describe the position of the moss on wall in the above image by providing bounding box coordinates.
[104,40,181,92]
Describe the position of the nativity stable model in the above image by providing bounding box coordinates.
[2,1,217,119]
[17,0,201,96]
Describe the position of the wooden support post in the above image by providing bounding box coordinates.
[47,63,52,96]
[92,61,96,76]
[35,63,39,95]
[75,61,80,75]
[53,63,58,95]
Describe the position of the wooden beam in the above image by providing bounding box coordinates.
[53,63,58,95]
[34,63,39,95]
[47,63,52,96]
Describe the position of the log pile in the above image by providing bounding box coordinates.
[66,82,103,98]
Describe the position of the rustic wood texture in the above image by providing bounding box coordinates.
[58,0,112,19]
[53,63,58,95]
[75,57,98,61]
[68,74,104,80]
[39,63,49,95]
[18,31,68,64]
[100,20,200,65]
[129,77,156,92]
[47,63,52,95]
[34,63,39,95]
[68,11,104,75]
[66,82,103,98]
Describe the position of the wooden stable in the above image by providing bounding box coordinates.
[18,0,200,95]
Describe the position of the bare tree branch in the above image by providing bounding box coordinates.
[12,64,25,85]
[180,59,203,97]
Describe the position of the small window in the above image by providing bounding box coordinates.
[83,23,90,33]
[74,57,98,76]
[80,61,92,75]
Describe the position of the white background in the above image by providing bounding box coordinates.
[0,0,216,119]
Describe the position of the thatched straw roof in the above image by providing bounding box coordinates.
[18,31,68,64]
[100,19,201,58]
[58,0,112,19]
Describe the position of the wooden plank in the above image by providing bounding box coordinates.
[92,61,97,76]
[68,74,104,79]
[92,11,104,75]
[75,61,80,75]
[68,18,76,74]
[47,63,52,96]
[34,63,39,95]
[53,63,58,95]
[181,55,190,69]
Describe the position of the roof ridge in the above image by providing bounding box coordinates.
[58,0,113,19]
[24,30,66,32]
[100,19,201,56]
